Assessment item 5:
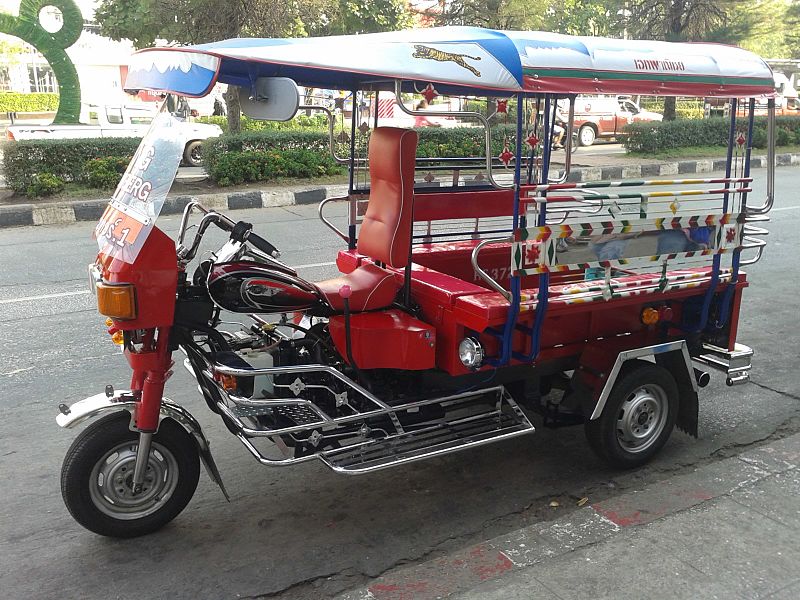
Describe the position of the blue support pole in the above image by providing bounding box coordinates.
[694,98,738,332]
[523,96,552,361]
[497,94,525,365]
[716,97,757,328]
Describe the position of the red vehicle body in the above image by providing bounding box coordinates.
[56,28,776,539]
[570,96,663,146]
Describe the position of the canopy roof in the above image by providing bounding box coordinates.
[125,26,774,98]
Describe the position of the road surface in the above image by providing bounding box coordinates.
[0,167,798,599]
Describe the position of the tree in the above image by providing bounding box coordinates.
[431,0,549,30]
[547,0,620,37]
[786,1,800,58]
[624,1,742,120]
[95,0,412,132]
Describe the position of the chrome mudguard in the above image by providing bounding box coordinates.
[57,390,229,500]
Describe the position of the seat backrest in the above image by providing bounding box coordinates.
[357,127,418,268]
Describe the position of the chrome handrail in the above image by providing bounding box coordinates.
[746,100,775,216]
[394,80,513,190]
[318,195,350,242]
[298,104,363,166]
[471,237,512,299]
[548,97,575,184]
[740,235,767,265]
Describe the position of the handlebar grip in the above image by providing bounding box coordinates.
[245,231,281,259]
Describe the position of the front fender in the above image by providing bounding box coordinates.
[57,390,229,500]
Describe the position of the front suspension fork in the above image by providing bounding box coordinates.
[128,327,173,492]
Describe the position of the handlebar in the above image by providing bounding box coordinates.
[176,202,281,263]
[229,220,281,258]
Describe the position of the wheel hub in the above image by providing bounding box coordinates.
[89,441,179,520]
[616,385,667,453]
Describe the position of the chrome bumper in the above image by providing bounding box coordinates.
[57,390,228,499]
[694,343,753,386]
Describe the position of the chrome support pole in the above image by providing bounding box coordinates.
[132,431,153,494]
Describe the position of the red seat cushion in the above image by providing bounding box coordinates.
[315,262,401,312]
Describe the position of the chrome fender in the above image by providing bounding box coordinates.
[57,390,229,500]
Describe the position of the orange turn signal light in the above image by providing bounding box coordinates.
[214,373,238,392]
[96,282,137,320]
[641,307,660,326]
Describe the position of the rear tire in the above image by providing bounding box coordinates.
[578,124,597,147]
[61,412,200,538]
[585,361,678,468]
[183,140,204,167]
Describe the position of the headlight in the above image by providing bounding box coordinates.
[458,337,484,369]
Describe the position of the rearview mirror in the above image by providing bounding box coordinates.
[240,77,299,121]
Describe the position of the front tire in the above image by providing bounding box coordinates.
[61,412,200,538]
[585,361,678,468]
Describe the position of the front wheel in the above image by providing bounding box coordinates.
[585,361,678,468]
[61,412,200,538]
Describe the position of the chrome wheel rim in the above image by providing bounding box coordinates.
[89,441,179,520]
[190,146,202,162]
[616,384,668,454]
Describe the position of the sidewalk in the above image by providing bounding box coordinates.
[1,150,798,229]
[338,433,800,600]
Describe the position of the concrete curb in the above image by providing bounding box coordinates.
[0,184,349,230]
[335,433,800,600]
[1,153,797,229]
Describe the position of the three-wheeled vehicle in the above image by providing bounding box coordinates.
[57,27,777,537]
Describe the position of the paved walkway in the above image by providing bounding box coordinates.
[338,433,800,600]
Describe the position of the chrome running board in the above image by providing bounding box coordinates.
[320,391,534,473]
[192,358,534,473]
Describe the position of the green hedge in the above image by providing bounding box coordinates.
[638,97,705,120]
[197,113,329,134]
[623,116,800,153]
[0,92,59,113]
[202,126,520,185]
[203,125,516,181]
[3,138,140,193]
[208,150,344,186]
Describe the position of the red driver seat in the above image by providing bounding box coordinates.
[316,127,418,312]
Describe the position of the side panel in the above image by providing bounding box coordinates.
[329,310,436,370]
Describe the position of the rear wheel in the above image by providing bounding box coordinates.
[585,361,678,468]
[578,124,597,147]
[61,412,200,538]
[183,140,204,167]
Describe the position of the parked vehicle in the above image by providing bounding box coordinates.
[56,27,775,538]
[7,102,222,166]
[569,95,663,146]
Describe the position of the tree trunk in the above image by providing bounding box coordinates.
[664,96,677,121]
[224,85,241,134]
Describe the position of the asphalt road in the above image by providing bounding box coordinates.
[1,168,799,599]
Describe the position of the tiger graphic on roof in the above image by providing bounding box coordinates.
[412,45,482,77]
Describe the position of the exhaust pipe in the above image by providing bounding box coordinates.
[694,368,711,388]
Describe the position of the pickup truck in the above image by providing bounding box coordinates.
[6,103,223,166]
[569,96,663,146]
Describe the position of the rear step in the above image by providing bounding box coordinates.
[694,342,753,386]
[319,391,535,474]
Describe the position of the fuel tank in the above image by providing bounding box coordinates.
[208,261,324,313]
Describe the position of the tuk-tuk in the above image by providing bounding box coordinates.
[57,27,776,537]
